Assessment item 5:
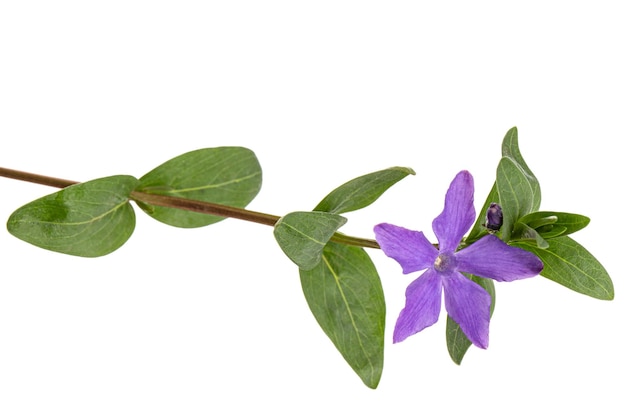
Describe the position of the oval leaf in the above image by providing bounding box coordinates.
[468,127,542,243]
[514,236,614,300]
[299,242,385,388]
[136,147,262,228]
[274,211,346,270]
[501,126,541,211]
[314,166,415,214]
[496,156,535,241]
[7,175,138,257]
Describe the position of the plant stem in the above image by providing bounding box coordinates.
[0,167,381,249]
[129,190,281,227]
[0,167,77,188]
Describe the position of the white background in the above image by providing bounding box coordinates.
[1,2,624,416]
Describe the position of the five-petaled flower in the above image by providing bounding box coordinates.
[374,170,543,348]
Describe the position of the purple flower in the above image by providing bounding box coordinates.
[485,203,503,231]
[374,170,543,348]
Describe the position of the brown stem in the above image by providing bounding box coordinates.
[129,191,281,227]
[0,166,381,249]
[0,167,77,188]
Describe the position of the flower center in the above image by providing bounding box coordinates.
[433,253,456,273]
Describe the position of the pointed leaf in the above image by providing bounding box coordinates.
[300,242,385,388]
[314,166,415,214]
[7,175,138,257]
[517,211,590,237]
[136,147,262,228]
[446,275,495,364]
[536,225,568,240]
[520,213,558,229]
[468,127,541,243]
[274,211,346,270]
[512,222,550,248]
[514,236,614,300]
[501,126,541,211]
[496,156,535,241]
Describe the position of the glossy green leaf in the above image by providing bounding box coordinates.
[512,222,550,248]
[300,242,385,389]
[514,236,614,300]
[536,225,568,240]
[496,156,535,241]
[313,166,415,214]
[468,127,541,243]
[274,211,347,270]
[7,175,138,257]
[136,147,262,228]
[517,211,590,237]
[446,275,495,364]
[501,126,541,211]
[520,213,558,229]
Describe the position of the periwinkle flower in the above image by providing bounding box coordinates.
[374,171,543,348]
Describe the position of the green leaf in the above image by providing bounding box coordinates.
[512,222,550,248]
[496,156,535,241]
[136,147,262,228]
[313,166,415,214]
[7,175,138,257]
[536,225,568,240]
[468,127,541,243]
[516,211,590,238]
[446,275,495,364]
[514,236,614,300]
[274,211,347,270]
[300,242,385,389]
[519,213,558,229]
[501,126,541,211]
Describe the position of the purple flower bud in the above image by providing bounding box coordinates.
[485,203,503,231]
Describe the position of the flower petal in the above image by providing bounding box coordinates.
[374,223,439,274]
[393,268,442,343]
[456,235,544,282]
[432,170,476,252]
[442,272,491,349]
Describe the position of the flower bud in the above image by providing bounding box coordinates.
[485,203,503,231]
